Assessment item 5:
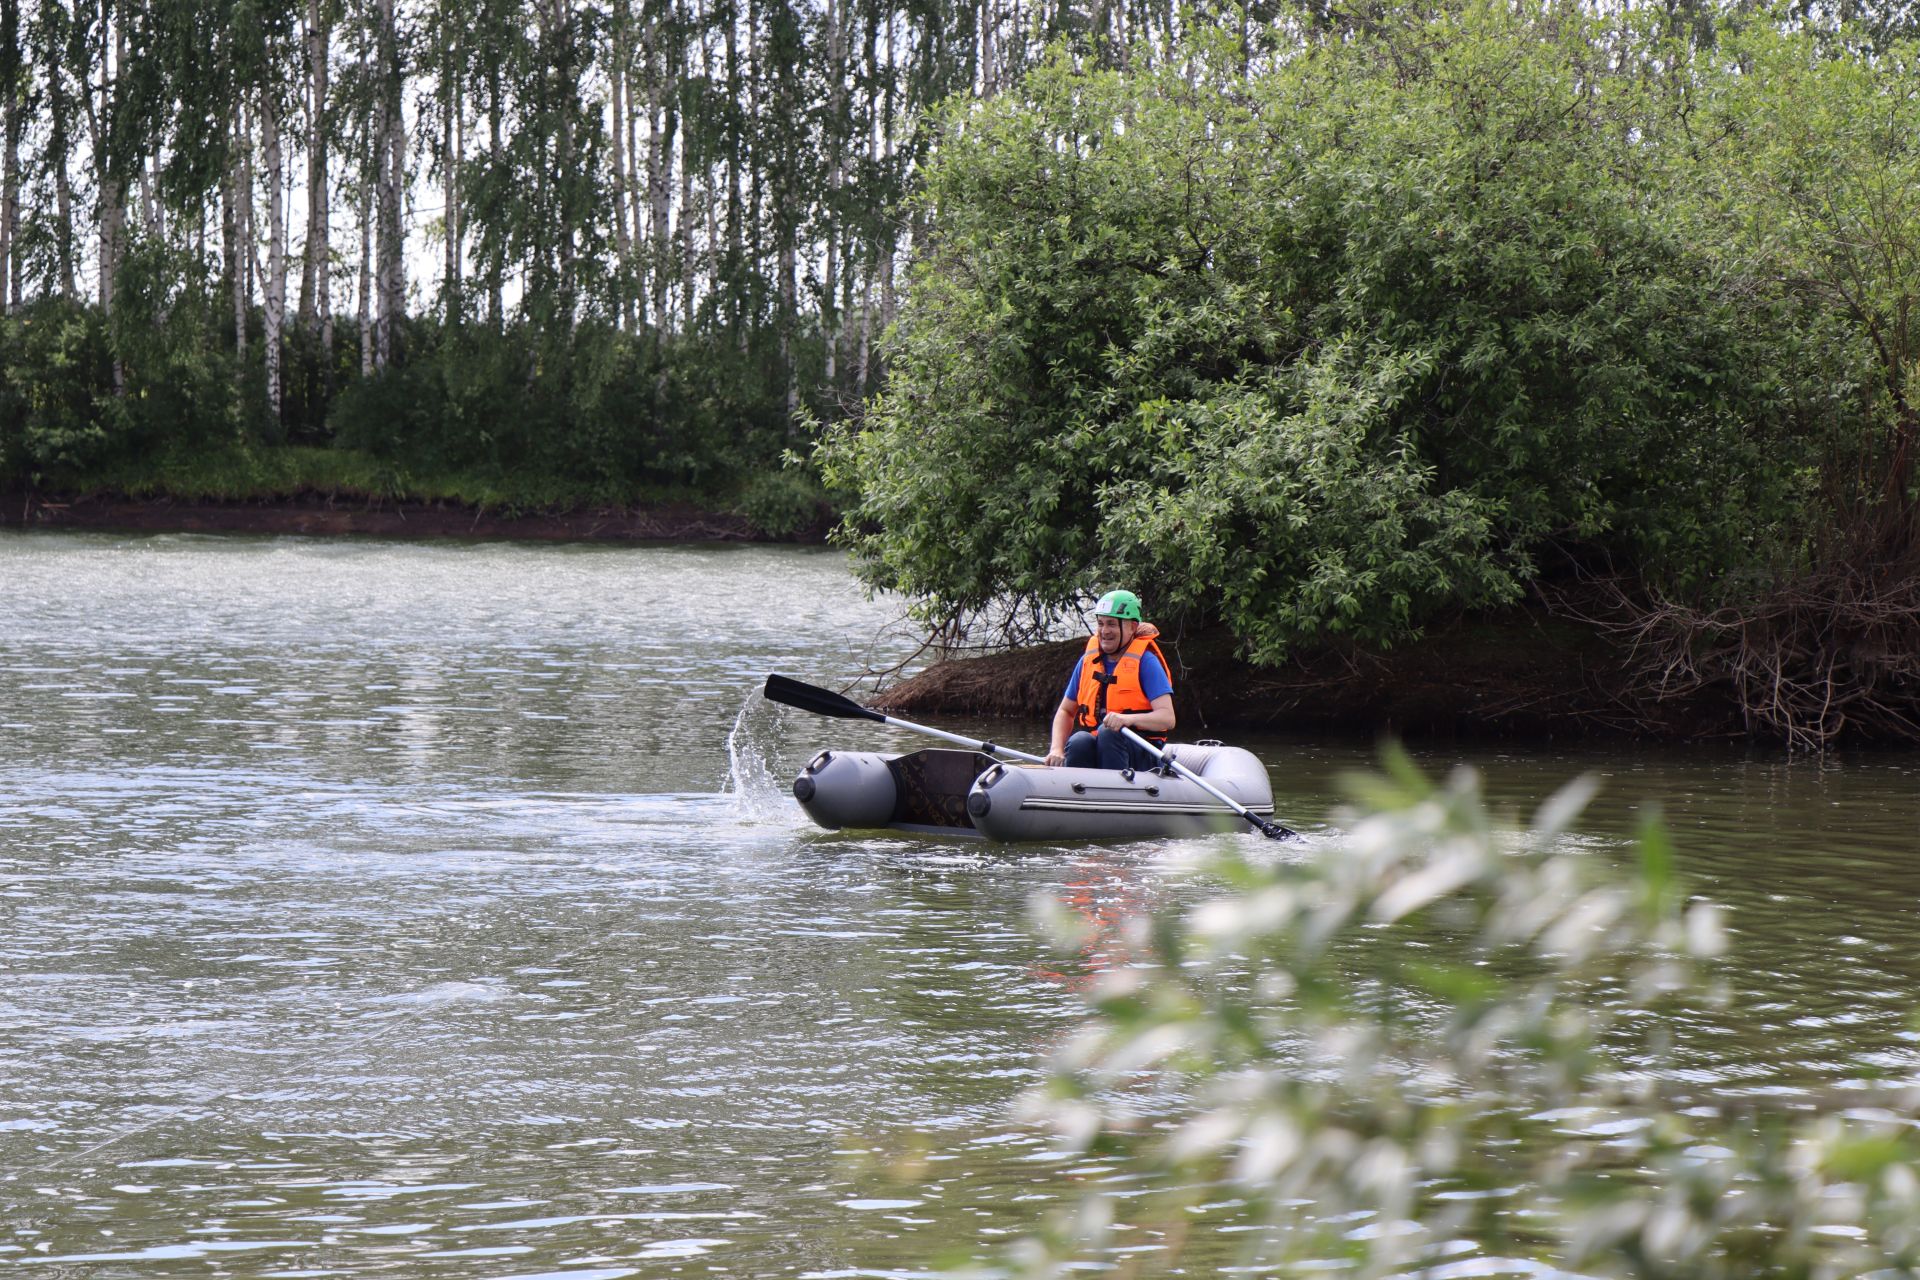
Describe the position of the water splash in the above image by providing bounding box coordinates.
[724,691,797,822]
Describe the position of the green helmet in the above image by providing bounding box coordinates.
[1093,589,1143,621]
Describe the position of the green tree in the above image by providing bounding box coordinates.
[820,11,1845,661]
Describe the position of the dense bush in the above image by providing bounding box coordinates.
[0,246,819,512]
[104,244,244,462]
[0,298,115,482]
[0,249,243,488]
[819,8,1887,663]
[327,320,809,503]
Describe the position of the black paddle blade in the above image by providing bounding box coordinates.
[763,673,886,723]
[1249,813,1298,840]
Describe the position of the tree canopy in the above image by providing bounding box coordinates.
[821,5,1915,674]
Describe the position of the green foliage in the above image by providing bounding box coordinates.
[104,241,243,460]
[821,7,1877,661]
[0,298,114,482]
[1011,756,1920,1277]
[327,319,803,507]
[1699,28,1920,538]
[733,464,830,538]
[0,293,813,517]
[0,246,239,490]
[78,443,407,502]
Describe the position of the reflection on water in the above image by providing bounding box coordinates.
[3,531,1919,1276]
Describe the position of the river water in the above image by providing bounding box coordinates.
[3,533,1919,1278]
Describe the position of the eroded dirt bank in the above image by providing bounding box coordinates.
[873,615,1732,743]
[2,491,817,542]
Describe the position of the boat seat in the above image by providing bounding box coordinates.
[1158,744,1223,776]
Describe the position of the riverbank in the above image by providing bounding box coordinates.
[1,442,833,542]
[874,613,1732,743]
[1,489,820,542]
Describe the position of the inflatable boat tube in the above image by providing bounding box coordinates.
[793,744,1275,842]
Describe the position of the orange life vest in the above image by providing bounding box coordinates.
[1073,623,1171,741]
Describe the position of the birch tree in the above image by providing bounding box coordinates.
[1,0,23,312]
[297,0,331,341]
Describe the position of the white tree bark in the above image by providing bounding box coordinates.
[299,0,330,336]
[609,0,633,329]
[821,0,843,383]
[374,0,403,368]
[2,84,15,313]
[93,13,124,314]
[48,28,74,298]
[231,102,250,364]
[263,85,286,423]
[358,178,373,376]
[442,17,462,324]
[646,2,674,332]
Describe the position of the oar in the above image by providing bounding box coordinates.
[763,674,1047,765]
[1121,726,1297,840]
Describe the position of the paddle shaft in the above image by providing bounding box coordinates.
[764,674,1046,764]
[1121,727,1297,840]
[876,713,1047,764]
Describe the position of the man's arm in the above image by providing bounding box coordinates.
[1045,698,1079,766]
[1101,693,1175,736]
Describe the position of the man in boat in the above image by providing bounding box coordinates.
[1044,589,1176,771]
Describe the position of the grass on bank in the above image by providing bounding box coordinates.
[42,444,829,533]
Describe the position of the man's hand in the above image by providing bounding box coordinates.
[1101,711,1131,731]
[1045,748,1067,767]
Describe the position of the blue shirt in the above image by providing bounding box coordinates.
[1064,649,1172,706]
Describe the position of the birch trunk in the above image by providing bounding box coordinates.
[856,273,871,395]
[442,19,461,323]
[980,0,995,92]
[299,0,329,333]
[49,36,75,298]
[688,15,707,332]
[263,86,286,424]
[450,71,462,317]
[231,104,249,363]
[1,84,14,314]
[487,71,503,326]
[878,9,897,338]
[780,237,796,417]
[723,0,741,331]
[626,50,643,321]
[139,155,157,239]
[358,178,373,375]
[0,0,15,313]
[745,0,762,338]
[383,95,404,361]
[554,0,574,326]
[93,11,124,314]
[609,0,633,329]
[856,16,878,395]
[646,5,674,333]
[821,0,843,383]
[704,167,719,324]
[374,0,403,368]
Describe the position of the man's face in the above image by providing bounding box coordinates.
[1095,616,1134,654]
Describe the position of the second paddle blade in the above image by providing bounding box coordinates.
[762,673,885,722]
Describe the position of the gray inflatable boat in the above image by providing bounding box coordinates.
[791,744,1276,842]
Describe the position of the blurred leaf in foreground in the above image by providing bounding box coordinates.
[1011,758,1920,1278]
